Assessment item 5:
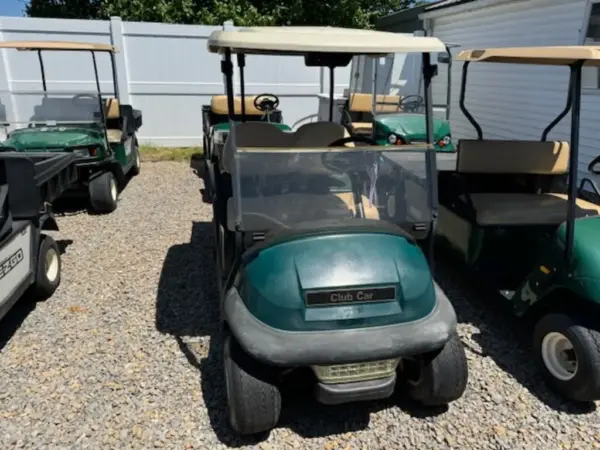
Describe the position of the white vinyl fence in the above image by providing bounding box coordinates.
[0,16,352,147]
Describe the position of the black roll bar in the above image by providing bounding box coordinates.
[328,66,335,122]
[237,54,246,122]
[422,52,438,272]
[564,60,584,263]
[541,73,573,141]
[458,61,483,140]
[91,51,110,151]
[37,50,47,92]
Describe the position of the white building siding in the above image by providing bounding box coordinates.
[429,0,600,179]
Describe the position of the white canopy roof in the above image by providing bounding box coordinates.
[457,46,600,66]
[208,26,446,56]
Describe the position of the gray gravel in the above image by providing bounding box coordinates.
[1,160,600,449]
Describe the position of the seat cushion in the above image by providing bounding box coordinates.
[351,122,373,135]
[469,193,600,226]
[106,129,123,143]
[226,193,379,231]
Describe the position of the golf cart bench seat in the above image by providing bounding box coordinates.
[211,95,267,116]
[348,93,402,113]
[225,192,380,231]
[467,193,600,225]
[346,93,401,135]
[103,98,142,144]
[104,98,122,143]
[453,139,600,225]
[221,121,352,174]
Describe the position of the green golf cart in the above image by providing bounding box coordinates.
[341,44,458,152]
[436,45,600,402]
[206,26,468,435]
[0,41,143,214]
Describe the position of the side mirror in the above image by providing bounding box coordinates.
[438,52,451,64]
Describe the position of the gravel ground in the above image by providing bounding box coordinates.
[1,161,600,450]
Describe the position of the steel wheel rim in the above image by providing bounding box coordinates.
[45,247,59,282]
[541,331,578,381]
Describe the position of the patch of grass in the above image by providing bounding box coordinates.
[139,145,203,163]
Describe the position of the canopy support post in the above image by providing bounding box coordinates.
[565,60,583,264]
[423,52,439,272]
[459,61,483,140]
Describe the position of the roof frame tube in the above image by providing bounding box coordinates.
[541,70,573,141]
[458,61,483,140]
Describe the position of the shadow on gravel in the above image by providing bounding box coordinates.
[0,238,73,351]
[156,221,447,447]
[434,254,596,415]
[52,170,137,216]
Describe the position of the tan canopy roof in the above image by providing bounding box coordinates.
[208,26,446,55]
[0,41,118,52]
[457,46,600,66]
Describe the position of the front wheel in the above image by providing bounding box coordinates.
[403,333,469,405]
[223,332,281,436]
[30,234,61,300]
[533,313,600,402]
[89,171,118,214]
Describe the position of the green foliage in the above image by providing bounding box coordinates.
[26,0,414,29]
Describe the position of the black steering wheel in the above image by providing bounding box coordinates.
[399,95,424,113]
[253,93,280,112]
[72,93,98,106]
[589,155,600,175]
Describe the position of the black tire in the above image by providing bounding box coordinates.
[130,137,141,176]
[89,171,118,214]
[223,332,281,436]
[30,234,61,300]
[533,313,600,402]
[404,333,469,405]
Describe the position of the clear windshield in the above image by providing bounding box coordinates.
[234,147,432,231]
[0,91,104,130]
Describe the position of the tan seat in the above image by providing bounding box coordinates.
[452,139,598,226]
[105,97,120,120]
[211,95,265,116]
[469,193,600,226]
[292,122,348,147]
[335,192,380,220]
[106,129,123,144]
[104,97,122,143]
[348,93,401,113]
[221,122,354,173]
[457,139,570,174]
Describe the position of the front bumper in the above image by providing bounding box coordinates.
[315,374,397,405]
[223,281,457,367]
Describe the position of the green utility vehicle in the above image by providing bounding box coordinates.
[436,45,600,402]
[0,41,143,214]
[205,26,468,436]
[341,44,458,152]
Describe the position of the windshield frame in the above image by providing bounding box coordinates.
[219,44,439,245]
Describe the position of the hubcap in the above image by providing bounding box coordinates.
[110,178,117,201]
[136,150,140,168]
[45,247,59,282]
[541,331,578,381]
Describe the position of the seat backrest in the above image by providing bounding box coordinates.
[104,97,121,120]
[348,93,401,113]
[457,139,570,174]
[293,122,347,147]
[211,95,264,116]
[221,122,357,173]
